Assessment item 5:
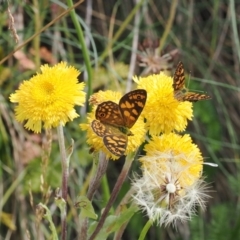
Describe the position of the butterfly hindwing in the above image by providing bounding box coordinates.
[91,120,113,137]
[103,134,127,157]
[183,92,211,102]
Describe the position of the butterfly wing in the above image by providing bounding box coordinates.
[183,92,212,102]
[91,120,127,157]
[95,101,125,127]
[173,62,211,102]
[173,61,185,91]
[91,120,114,137]
[119,89,147,129]
[93,89,147,157]
[103,134,127,157]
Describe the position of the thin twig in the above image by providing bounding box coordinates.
[7,6,19,43]
[0,0,84,65]
[126,0,142,92]
[158,0,178,53]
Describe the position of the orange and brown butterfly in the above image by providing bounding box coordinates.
[173,61,211,102]
[91,89,147,157]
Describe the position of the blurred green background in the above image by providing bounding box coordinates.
[0,0,240,239]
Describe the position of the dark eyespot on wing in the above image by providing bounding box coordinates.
[95,101,124,127]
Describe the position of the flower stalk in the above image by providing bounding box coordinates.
[89,154,134,240]
[138,219,153,240]
[57,124,69,240]
[79,152,109,240]
[66,0,92,99]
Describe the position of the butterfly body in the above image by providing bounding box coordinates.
[173,61,211,102]
[91,89,147,157]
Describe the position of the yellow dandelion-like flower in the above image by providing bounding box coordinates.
[132,133,209,226]
[133,72,193,135]
[141,133,203,187]
[88,90,122,106]
[10,62,86,133]
[80,90,147,160]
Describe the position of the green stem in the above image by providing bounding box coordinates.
[57,125,69,240]
[33,0,41,69]
[138,219,153,240]
[66,0,92,100]
[0,170,26,209]
[101,174,111,209]
[157,0,178,54]
[88,155,134,240]
[98,0,145,65]
[230,0,240,62]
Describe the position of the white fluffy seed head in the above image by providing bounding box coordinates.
[166,183,176,193]
[131,150,210,227]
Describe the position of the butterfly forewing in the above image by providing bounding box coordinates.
[95,101,125,127]
[119,89,147,128]
[173,61,211,102]
[173,61,185,91]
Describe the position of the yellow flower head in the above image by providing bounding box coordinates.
[132,133,208,226]
[80,90,147,160]
[133,72,193,135]
[10,62,86,133]
[141,133,203,187]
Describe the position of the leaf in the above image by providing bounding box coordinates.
[88,205,138,238]
[0,212,16,230]
[55,197,66,219]
[37,203,58,240]
[104,205,138,233]
[75,196,97,220]
[66,139,74,165]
